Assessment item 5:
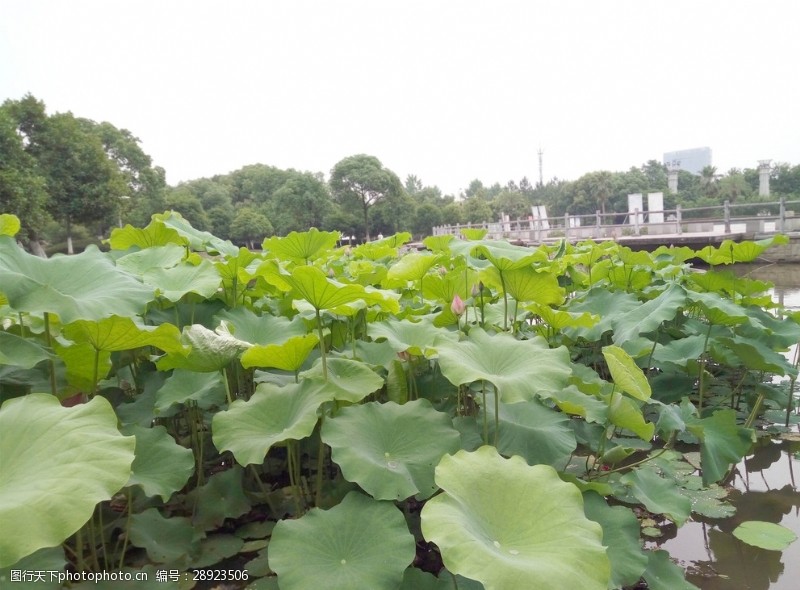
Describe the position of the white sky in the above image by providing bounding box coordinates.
[2,0,799,196]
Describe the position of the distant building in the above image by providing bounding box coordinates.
[663,147,712,175]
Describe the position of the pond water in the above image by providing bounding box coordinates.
[652,263,800,589]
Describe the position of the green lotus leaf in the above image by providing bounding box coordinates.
[687,291,749,326]
[422,234,454,252]
[436,328,572,403]
[602,345,652,401]
[62,315,186,355]
[241,333,319,371]
[619,467,691,525]
[0,393,135,567]
[0,332,53,368]
[190,534,245,569]
[642,549,701,590]
[109,220,187,250]
[154,369,226,413]
[216,307,307,346]
[189,466,251,530]
[607,393,655,441]
[157,323,251,372]
[583,492,648,589]
[322,399,461,500]
[285,265,373,310]
[300,358,384,403]
[0,546,65,588]
[460,227,487,240]
[263,228,340,264]
[528,303,598,331]
[143,259,221,302]
[367,317,458,358]
[212,380,331,466]
[732,521,797,551]
[686,409,754,486]
[154,211,239,256]
[651,335,706,370]
[484,395,577,467]
[0,213,21,237]
[564,287,640,342]
[421,446,610,590]
[538,385,609,423]
[611,284,686,344]
[124,425,194,501]
[696,236,788,265]
[0,236,154,323]
[717,335,796,376]
[464,241,544,270]
[269,491,415,590]
[128,507,196,563]
[484,265,564,306]
[386,252,441,283]
[114,244,186,276]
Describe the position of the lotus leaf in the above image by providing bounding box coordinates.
[262,228,340,264]
[421,446,610,590]
[154,369,226,413]
[610,284,686,344]
[157,323,251,372]
[128,508,196,563]
[189,467,251,530]
[642,549,700,590]
[0,213,21,236]
[602,345,652,401]
[732,521,797,551]
[269,491,415,590]
[0,236,154,323]
[322,399,461,500]
[114,244,186,276]
[241,333,319,371]
[0,394,135,567]
[686,409,755,485]
[109,220,186,250]
[143,259,221,302]
[212,380,331,465]
[619,467,691,525]
[300,357,384,403]
[436,328,572,403]
[483,395,577,467]
[583,492,648,589]
[367,317,457,357]
[124,425,195,501]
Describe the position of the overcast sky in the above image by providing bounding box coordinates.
[2,0,798,196]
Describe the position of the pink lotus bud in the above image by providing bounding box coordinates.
[471,283,480,298]
[451,294,466,317]
[328,267,335,278]
[438,266,447,276]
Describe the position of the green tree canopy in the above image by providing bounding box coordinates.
[329,154,402,240]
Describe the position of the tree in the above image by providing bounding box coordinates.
[270,171,332,235]
[230,206,273,249]
[0,108,50,255]
[329,154,402,240]
[699,166,720,199]
[411,203,443,238]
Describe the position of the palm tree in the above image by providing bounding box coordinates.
[699,166,719,199]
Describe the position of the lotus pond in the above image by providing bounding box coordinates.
[1,211,799,590]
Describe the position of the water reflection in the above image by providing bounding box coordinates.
[654,264,800,589]
[656,441,800,589]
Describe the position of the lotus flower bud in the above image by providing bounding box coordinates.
[451,294,466,317]
[471,283,480,298]
[438,266,447,276]
[328,267,335,278]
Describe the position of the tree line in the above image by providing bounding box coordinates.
[2,94,799,254]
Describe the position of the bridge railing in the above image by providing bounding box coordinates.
[432,198,800,242]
